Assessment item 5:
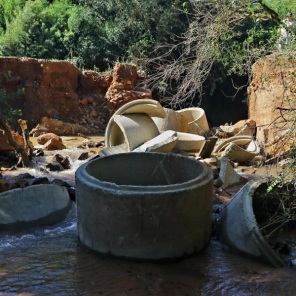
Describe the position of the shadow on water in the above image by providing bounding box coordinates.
[0,204,296,295]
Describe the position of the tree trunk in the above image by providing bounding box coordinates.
[0,118,31,167]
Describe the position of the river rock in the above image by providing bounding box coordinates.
[0,184,71,230]
[46,162,64,171]
[52,154,71,169]
[0,179,17,193]
[31,177,50,185]
[43,138,66,150]
[37,133,62,145]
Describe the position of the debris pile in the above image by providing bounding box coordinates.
[1,98,295,267]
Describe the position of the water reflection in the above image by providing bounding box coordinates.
[0,204,296,295]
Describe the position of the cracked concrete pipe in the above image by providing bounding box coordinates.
[76,152,213,260]
[105,99,166,150]
[151,108,189,133]
[111,99,166,118]
[217,178,286,267]
[105,113,160,151]
[177,107,210,135]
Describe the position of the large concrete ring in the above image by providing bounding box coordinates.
[76,152,213,260]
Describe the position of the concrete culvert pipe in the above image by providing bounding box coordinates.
[75,152,213,260]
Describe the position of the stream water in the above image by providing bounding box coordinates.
[1,204,296,296]
[1,137,296,295]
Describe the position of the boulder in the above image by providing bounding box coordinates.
[43,138,66,150]
[37,133,62,145]
[51,154,71,169]
[106,63,152,112]
[0,184,71,230]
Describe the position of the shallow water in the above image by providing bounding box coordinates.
[0,204,296,296]
[1,137,296,295]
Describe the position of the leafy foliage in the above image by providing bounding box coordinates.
[0,0,190,70]
[265,0,296,18]
[147,0,278,107]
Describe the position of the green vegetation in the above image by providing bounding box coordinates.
[265,0,296,18]
[0,0,295,173]
[0,0,294,78]
[0,0,190,70]
[146,0,294,104]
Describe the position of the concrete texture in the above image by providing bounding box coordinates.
[0,184,71,230]
[222,141,260,163]
[112,98,166,118]
[105,113,160,150]
[219,157,248,189]
[133,130,178,153]
[217,178,286,267]
[177,107,209,135]
[152,108,189,133]
[199,137,218,158]
[76,152,213,260]
[175,132,205,151]
[99,143,128,156]
[104,99,166,150]
[213,135,253,153]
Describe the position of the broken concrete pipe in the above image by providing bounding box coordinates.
[105,113,160,151]
[104,99,166,151]
[216,178,286,267]
[75,152,213,260]
[176,107,210,136]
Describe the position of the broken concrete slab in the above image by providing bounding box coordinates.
[175,132,205,151]
[222,141,260,163]
[219,157,248,189]
[213,135,253,153]
[219,119,256,137]
[98,143,128,157]
[133,130,178,153]
[234,125,254,137]
[199,137,218,159]
[0,184,71,230]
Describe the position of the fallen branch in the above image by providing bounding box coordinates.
[0,118,31,167]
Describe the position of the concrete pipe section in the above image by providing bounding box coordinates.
[177,107,210,135]
[106,113,160,151]
[152,108,189,133]
[217,178,286,267]
[76,152,213,260]
[105,99,166,149]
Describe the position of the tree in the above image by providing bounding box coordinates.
[0,0,78,59]
[0,0,190,70]
[147,0,282,108]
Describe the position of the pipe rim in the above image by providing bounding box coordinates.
[76,152,212,193]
